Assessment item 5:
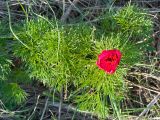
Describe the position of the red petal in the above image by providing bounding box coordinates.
[96,49,122,74]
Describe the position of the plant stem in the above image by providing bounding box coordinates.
[58,87,63,120]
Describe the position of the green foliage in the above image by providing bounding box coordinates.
[0,21,27,109]
[9,4,153,119]
[13,18,64,88]
[100,11,118,33]
[13,19,145,119]
[0,39,11,81]
[71,33,140,118]
[0,55,11,81]
[0,21,11,80]
[101,4,153,41]
[0,21,10,36]
[8,69,32,84]
[63,24,96,85]
[0,82,27,108]
[115,5,152,40]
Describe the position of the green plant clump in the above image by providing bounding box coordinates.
[0,21,27,109]
[101,4,153,41]
[1,4,153,119]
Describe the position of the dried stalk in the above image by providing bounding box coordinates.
[136,94,160,120]
[60,0,79,23]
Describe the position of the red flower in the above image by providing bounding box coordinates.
[96,49,122,74]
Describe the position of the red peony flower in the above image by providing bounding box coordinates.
[96,49,122,74]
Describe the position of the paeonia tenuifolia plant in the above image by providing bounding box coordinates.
[12,4,152,119]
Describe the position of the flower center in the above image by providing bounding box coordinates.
[105,54,117,62]
[106,58,113,62]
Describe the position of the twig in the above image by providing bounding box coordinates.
[133,0,160,3]
[152,117,160,120]
[7,1,30,49]
[128,72,160,82]
[27,95,40,120]
[40,96,49,120]
[48,101,95,115]
[0,109,15,118]
[125,79,160,94]
[136,94,160,120]
[58,87,63,120]
[60,0,79,23]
